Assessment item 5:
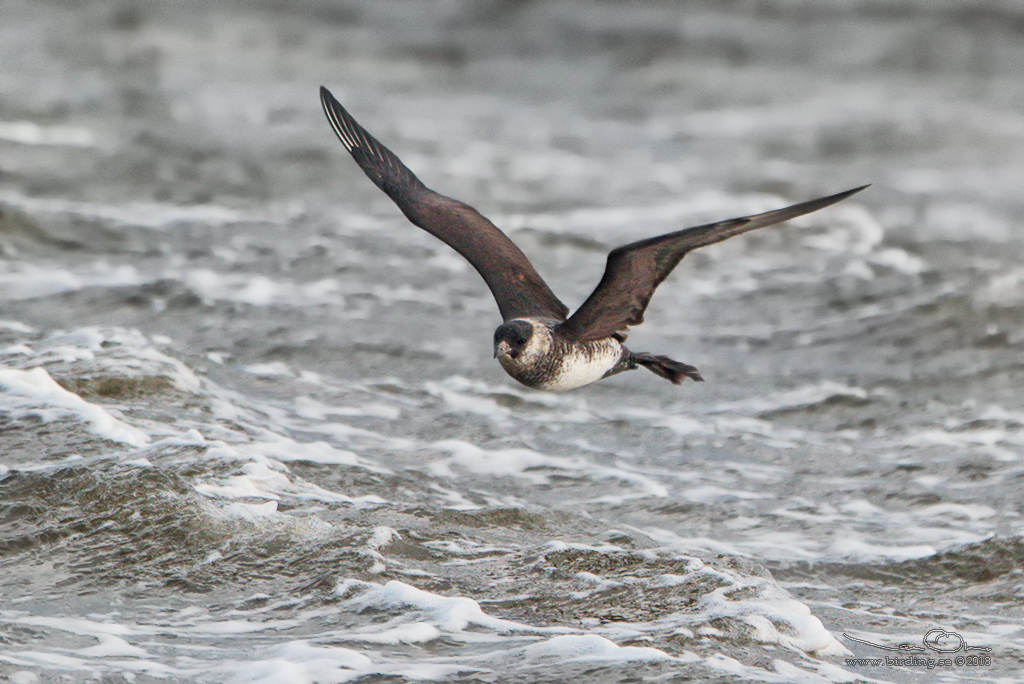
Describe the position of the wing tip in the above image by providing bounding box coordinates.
[319,85,358,152]
[829,183,871,203]
[319,85,339,115]
[779,183,871,220]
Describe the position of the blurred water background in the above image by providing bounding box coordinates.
[2,1,1024,681]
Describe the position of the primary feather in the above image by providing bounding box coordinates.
[556,186,868,342]
[320,87,568,322]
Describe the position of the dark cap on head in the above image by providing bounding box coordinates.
[493,320,534,358]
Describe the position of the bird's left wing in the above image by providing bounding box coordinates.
[556,186,868,342]
[320,86,569,322]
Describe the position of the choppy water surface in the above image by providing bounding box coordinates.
[3,1,1024,681]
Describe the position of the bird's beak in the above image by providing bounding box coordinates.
[494,340,512,358]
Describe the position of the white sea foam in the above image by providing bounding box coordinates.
[639,525,750,557]
[425,380,512,421]
[72,634,149,658]
[184,269,343,307]
[518,634,673,663]
[826,538,938,562]
[0,191,263,230]
[0,262,140,301]
[0,328,393,514]
[183,617,304,635]
[343,579,545,633]
[425,375,595,424]
[0,120,95,147]
[710,381,869,416]
[533,540,849,660]
[0,236,341,311]
[682,485,772,504]
[194,461,289,501]
[205,382,415,453]
[0,367,149,447]
[366,525,401,551]
[9,672,40,684]
[429,438,668,498]
[618,405,814,449]
[195,455,386,508]
[0,320,34,332]
[221,640,465,683]
[868,247,926,274]
[17,327,203,393]
[701,584,849,656]
[244,361,295,377]
[902,426,1024,452]
[243,434,376,470]
[293,395,401,420]
[222,500,281,522]
[916,502,997,521]
[0,547,881,682]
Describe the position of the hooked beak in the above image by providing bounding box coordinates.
[494,340,512,359]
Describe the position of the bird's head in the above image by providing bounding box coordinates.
[493,319,536,361]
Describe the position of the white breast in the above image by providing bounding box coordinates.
[540,340,623,392]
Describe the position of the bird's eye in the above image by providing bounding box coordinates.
[516,337,527,345]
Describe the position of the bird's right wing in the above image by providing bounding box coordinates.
[320,87,569,323]
[556,186,869,342]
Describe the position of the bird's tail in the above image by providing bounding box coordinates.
[630,352,704,384]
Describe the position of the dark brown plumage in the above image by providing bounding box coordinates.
[321,87,568,323]
[320,86,867,390]
[556,186,867,343]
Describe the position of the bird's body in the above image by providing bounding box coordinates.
[319,86,867,391]
[494,318,626,391]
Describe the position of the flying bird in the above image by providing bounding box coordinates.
[320,86,866,391]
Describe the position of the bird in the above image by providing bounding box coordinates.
[319,86,867,392]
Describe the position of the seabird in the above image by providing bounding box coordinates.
[320,86,867,391]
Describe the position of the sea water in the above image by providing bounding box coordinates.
[2,1,1023,681]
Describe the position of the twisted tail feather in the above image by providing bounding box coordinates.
[630,352,704,384]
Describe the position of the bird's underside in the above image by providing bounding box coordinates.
[320,86,868,390]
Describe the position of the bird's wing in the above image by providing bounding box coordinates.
[320,87,569,322]
[556,186,869,342]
